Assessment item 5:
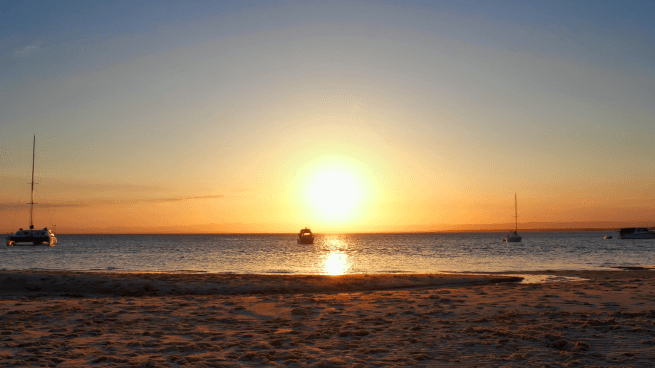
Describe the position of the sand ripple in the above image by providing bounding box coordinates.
[1,270,654,366]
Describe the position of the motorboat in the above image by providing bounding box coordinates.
[503,193,522,242]
[618,228,655,239]
[297,228,314,244]
[5,135,57,246]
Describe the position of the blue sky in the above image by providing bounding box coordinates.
[3,0,654,85]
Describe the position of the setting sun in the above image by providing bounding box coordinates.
[307,167,364,222]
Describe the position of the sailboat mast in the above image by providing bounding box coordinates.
[29,135,35,230]
[514,193,518,233]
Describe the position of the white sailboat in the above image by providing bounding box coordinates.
[5,135,57,246]
[503,193,522,242]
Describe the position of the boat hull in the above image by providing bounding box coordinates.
[6,236,56,246]
[297,227,314,244]
[618,228,655,239]
[503,236,522,242]
[618,234,655,239]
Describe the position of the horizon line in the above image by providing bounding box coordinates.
[3,227,641,236]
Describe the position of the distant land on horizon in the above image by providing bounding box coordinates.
[7,221,652,235]
[430,221,655,233]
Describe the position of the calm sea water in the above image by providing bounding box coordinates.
[1,232,653,274]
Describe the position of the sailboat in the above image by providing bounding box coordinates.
[5,135,57,246]
[503,193,522,242]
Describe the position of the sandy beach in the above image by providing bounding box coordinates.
[1,270,654,367]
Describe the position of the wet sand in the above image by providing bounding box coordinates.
[1,270,654,367]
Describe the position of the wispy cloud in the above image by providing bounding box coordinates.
[101,194,227,204]
[138,194,226,203]
[0,202,88,210]
[13,44,38,57]
[0,194,226,210]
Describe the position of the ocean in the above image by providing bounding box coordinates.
[1,232,653,274]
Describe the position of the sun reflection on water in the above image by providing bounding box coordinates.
[323,252,350,275]
[320,236,353,275]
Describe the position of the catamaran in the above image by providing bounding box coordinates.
[5,135,57,246]
[503,193,522,242]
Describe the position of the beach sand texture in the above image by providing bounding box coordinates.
[1,270,654,367]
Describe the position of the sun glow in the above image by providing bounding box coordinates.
[308,168,363,222]
[320,236,352,275]
[322,252,350,275]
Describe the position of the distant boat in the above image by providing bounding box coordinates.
[503,193,522,243]
[604,235,612,239]
[297,227,314,244]
[5,135,57,247]
[618,227,655,239]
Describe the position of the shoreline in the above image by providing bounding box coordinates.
[2,268,654,297]
[1,270,655,366]
[0,271,524,298]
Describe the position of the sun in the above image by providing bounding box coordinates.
[308,168,363,221]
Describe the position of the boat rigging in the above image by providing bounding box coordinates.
[6,135,57,246]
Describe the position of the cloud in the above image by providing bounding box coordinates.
[92,194,227,205]
[100,194,226,204]
[0,202,88,210]
[0,194,226,210]
[138,194,226,203]
[13,44,38,57]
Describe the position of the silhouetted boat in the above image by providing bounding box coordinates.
[297,228,314,244]
[5,136,57,246]
[503,193,522,243]
[618,228,655,239]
